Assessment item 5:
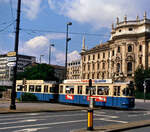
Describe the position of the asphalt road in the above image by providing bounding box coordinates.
[1,107,150,132]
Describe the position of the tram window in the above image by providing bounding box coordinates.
[113,86,120,96]
[44,85,48,93]
[97,86,109,95]
[50,87,55,93]
[17,85,23,91]
[29,85,34,92]
[78,86,82,94]
[66,86,74,94]
[86,86,96,95]
[59,86,63,93]
[35,85,41,92]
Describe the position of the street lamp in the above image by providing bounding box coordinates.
[49,44,54,65]
[40,55,44,64]
[65,22,72,80]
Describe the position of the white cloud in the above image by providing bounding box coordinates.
[68,50,80,62]
[48,0,149,29]
[25,36,49,49]
[22,0,42,20]
[45,33,65,40]
[19,33,66,65]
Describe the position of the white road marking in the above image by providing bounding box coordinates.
[0,119,87,130]
[0,119,42,125]
[25,113,41,116]
[94,113,118,119]
[0,113,86,121]
[99,118,128,123]
[13,127,51,132]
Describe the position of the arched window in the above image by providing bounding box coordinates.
[102,73,105,79]
[92,73,94,79]
[128,45,132,52]
[97,73,99,79]
[102,62,105,69]
[112,50,115,56]
[97,63,100,69]
[139,57,142,64]
[139,45,142,52]
[127,62,132,72]
[118,46,120,53]
[117,63,121,73]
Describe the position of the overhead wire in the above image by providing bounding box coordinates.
[20,28,110,38]
[0,21,15,32]
[9,0,16,30]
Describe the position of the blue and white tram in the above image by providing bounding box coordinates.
[16,80,58,102]
[58,79,135,109]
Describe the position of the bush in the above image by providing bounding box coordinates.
[0,86,6,92]
[135,90,150,100]
[19,93,38,102]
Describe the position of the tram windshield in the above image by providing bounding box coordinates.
[122,82,134,96]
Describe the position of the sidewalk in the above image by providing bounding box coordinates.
[0,100,88,114]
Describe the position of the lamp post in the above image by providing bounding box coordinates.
[40,55,44,64]
[49,44,54,65]
[65,22,72,80]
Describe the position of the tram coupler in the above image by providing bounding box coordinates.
[87,109,94,131]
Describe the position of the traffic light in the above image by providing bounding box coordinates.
[89,79,92,87]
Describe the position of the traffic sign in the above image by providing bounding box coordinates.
[7,57,16,62]
[7,52,16,57]
[7,62,16,67]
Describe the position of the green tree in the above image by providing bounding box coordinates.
[134,66,150,92]
[17,64,58,81]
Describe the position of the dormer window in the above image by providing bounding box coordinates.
[129,28,133,31]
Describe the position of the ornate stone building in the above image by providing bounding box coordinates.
[81,13,150,81]
[67,59,81,79]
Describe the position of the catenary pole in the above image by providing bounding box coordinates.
[10,0,21,110]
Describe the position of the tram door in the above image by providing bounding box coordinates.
[113,86,120,107]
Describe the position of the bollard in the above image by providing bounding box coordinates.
[87,109,93,131]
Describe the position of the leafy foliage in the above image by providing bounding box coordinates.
[0,86,7,92]
[17,64,58,81]
[134,66,150,92]
[19,93,38,101]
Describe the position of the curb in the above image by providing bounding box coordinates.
[0,109,87,114]
[71,120,150,132]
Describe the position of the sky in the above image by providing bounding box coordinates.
[0,0,150,66]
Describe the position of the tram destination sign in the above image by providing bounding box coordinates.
[64,79,112,84]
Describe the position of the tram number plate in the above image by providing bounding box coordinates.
[66,95,74,100]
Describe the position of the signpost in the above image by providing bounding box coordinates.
[7,57,16,62]
[7,52,16,57]
[7,62,16,67]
